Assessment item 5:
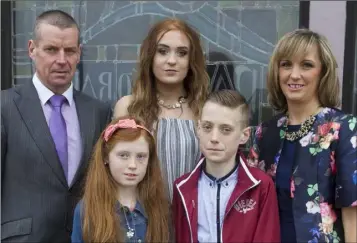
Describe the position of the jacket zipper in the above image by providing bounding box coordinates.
[216,182,222,243]
[220,182,260,242]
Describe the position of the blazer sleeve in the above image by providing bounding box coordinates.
[253,176,280,243]
[71,202,84,243]
[335,114,357,208]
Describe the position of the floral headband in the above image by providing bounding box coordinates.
[103,119,153,142]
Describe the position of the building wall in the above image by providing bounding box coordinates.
[309,1,346,91]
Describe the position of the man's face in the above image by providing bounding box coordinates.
[28,23,81,94]
[197,101,250,164]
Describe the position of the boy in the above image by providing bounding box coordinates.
[172,90,280,243]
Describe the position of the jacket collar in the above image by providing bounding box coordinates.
[32,73,74,106]
[176,153,260,192]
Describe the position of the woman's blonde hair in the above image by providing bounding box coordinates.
[267,29,340,113]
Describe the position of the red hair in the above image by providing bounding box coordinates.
[128,18,209,129]
[81,116,170,242]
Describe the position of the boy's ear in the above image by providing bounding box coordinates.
[239,126,251,144]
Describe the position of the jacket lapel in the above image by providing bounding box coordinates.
[177,159,203,243]
[180,182,198,243]
[70,91,96,187]
[292,112,324,182]
[14,82,67,187]
[261,115,287,179]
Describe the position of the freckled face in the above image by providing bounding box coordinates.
[107,136,149,189]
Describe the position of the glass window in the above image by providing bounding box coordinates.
[11,1,300,125]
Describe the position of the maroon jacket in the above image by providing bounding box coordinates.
[172,155,280,243]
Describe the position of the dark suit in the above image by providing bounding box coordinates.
[1,81,112,242]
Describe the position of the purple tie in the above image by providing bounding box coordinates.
[49,95,68,181]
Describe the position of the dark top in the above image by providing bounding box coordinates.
[276,125,300,243]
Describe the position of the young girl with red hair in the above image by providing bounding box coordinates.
[71,117,170,243]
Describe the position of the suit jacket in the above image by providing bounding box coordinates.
[1,81,112,242]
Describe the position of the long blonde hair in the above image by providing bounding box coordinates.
[128,18,209,129]
[267,29,340,113]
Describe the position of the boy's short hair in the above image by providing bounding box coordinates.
[203,89,249,128]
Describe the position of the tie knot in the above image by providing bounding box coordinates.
[49,95,67,107]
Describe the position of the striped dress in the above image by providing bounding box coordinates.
[156,118,201,200]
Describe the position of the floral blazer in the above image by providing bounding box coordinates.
[248,107,357,243]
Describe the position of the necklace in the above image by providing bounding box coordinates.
[157,95,187,109]
[284,115,316,141]
[284,107,322,141]
[122,206,136,240]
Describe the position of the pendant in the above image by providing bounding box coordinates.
[127,227,134,239]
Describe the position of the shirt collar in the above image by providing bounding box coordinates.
[32,72,74,106]
[201,159,239,188]
[117,201,147,219]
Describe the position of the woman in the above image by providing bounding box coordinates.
[72,117,170,242]
[114,18,209,199]
[248,29,357,242]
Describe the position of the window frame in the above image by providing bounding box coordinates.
[342,1,357,115]
[1,1,13,90]
[299,1,310,28]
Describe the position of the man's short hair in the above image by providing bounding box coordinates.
[203,89,250,128]
[33,10,80,44]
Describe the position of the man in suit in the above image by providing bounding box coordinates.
[1,10,112,242]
